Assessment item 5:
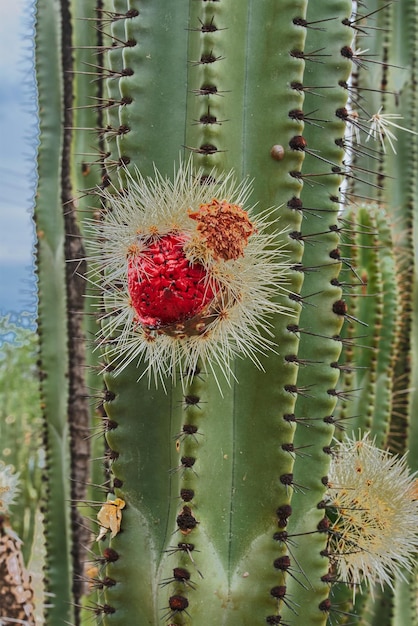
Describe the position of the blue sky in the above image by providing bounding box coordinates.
[0,0,38,317]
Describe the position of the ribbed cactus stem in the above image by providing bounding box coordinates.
[279,2,354,624]
[336,205,398,448]
[34,0,74,622]
[90,1,325,624]
[385,0,418,461]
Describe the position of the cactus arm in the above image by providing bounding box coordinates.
[59,1,94,617]
[411,284,418,468]
[392,569,418,626]
[366,587,395,626]
[385,0,418,462]
[336,205,398,448]
[69,2,111,620]
[345,0,389,203]
[34,0,74,622]
[402,0,418,472]
[92,1,322,624]
[69,0,105,462]
[91,1,380,624]
[365,212,398,447]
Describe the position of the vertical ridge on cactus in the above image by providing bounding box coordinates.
[32,0,418,624]
[278,1,355,624]
[34,0,74,621]
[336,204,399,449]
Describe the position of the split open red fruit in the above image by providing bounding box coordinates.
[128,233,215,327]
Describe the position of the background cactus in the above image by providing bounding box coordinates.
[23,0,418,625]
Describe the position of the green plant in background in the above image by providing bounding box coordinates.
[25,0,418,625]
[0,316,42,560]
[0,315,40,624]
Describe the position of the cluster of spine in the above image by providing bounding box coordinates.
[277,2,356,624]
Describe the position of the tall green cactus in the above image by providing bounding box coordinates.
[29,1,418,625]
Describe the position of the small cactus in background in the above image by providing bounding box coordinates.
[28,0,418,624]
[327,434,418,590]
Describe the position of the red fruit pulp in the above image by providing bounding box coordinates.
[128,234,215,327]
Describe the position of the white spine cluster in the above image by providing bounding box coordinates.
[0,462,20,514]
[326,433,418,592]
[87,159,291,387]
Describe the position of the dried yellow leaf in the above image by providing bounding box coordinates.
[96,498,126,542]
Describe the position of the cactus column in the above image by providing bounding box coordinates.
[69,1,356,624]
[34,0,73,622]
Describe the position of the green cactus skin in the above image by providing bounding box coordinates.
[357,570,418,626]
[108,1,191,175]
[34,0,96,622]
[384,0,418,462]
[69,1,111,620]
[79,0,363,624]
[392,570,418,626]
[60,1,92,617]
[91,1,313,623]
[34,0,74,623]
[335,204,399,449]
[277,2,355,625]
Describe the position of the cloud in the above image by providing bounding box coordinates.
[0,0,37,313]
[0,1,27,73]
